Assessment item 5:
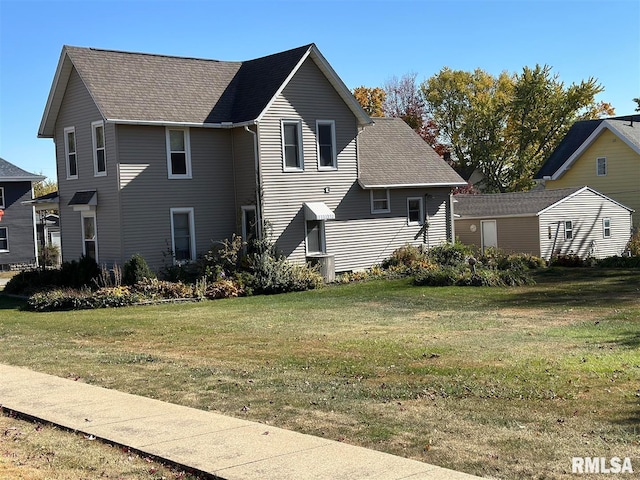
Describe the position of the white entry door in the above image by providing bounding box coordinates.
[481,220,498,251]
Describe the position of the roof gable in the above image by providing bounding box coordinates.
[535,115,640,180]
[0,157,46,182]
[358,117,465,188]
[39,44,371,137]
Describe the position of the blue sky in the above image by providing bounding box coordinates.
[1,0,638,182]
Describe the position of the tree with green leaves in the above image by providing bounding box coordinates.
[422,65,614,192]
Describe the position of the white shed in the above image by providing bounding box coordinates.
[454,186,633,260]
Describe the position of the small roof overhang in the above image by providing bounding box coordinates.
[21,191,59,211]
[304,202,335,221]
[68,190,97,211]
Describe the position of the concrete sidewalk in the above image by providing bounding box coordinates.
[0,364,482,479]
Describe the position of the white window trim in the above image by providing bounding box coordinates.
[166,128,192,179]
[603,217,611,238]
[281,119,304,172]
[64,126,78,180]
[241,205,258,241]
[370,189,391,214]
[407,197,424,226]
[0,186,4,208]
[564,220,573,240]
[316,120,337,170]
[305,220,326,255]
[0,226,8,252]
[81,211,98,262]
[170,207,196,263]
[596,157,607,176]
[92,120,107,177]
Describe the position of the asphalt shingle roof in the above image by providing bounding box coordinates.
[358,117,465,187]
[0,157,45,182]
[453,186,584,218]
[64,44,312,125]
[535,115,640,179]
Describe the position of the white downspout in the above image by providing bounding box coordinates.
[244,124,263,238]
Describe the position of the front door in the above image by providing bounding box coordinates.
[481,220,497,251]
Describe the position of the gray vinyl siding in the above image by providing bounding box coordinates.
[0,182,38,266]
[54,67,121,265]
[259,58,454,271]
[232,128,258,227]
[117,125,237,270]
[538,190,632,259]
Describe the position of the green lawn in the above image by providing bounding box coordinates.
[1,268,639,479]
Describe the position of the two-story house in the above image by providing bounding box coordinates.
[0,157,45,269]
[535,115,639,229]
[38,44,465,276]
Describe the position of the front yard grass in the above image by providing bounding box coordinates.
[1,268,639,479]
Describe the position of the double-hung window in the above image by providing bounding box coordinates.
[171,208,196,262]
[166,128,192,178]
[81,212,98,261]
[564,220,573,240]
[64,127,78,179]
[407,197,424,225]
[282,120,303,171]
[603,218,611,238]
[371,189,390,213]
[0,227,8,251]
[316,120,337,170]
[596,157,607,176]
[92,121,106,176]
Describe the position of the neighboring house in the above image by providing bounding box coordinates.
[38,44,465,276]
[535,115,640,229]
[454,186,633,260]
[0,157,45,269]
[23,191,61,265]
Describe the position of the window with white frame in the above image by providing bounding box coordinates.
[92,120,106,176]
[316,120,336,169]
[166,128,192,178]
[603,218,611,238]
[242,205,258,243]
[282,120,303,170]
[81,212,97,261]
[596,157,607,176]
[306,220,326,254]
[564,220,573,240]
[0,187,4,208]
[64,127,78,179]
[0,227,8,251]
[407,197,424,225]
[371,189,390,213]
[171,208,196,262]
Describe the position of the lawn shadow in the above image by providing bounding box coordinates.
[495,268,640,309]
[0,294,28,310]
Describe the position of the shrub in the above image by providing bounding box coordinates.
[59,255,101,288]
[205,279,245,299]
[427,242,473,267]
[626,230,640,257]
[123,254,156,285]
[549,254,588,267]
[131,278,195,299]
[38,245,60,267]
[4,269,63,295]
[597,256,640,268]
[413,266,462,286]
[382,244,427,269]
[243,251,323,295]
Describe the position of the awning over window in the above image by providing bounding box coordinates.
[304,202,335,221]
[68,190,97,211]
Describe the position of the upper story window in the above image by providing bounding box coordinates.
[0,187,4,208]
[407,197,424,225]
[0,227,7,251]
[564,220,573,240]
[371,189,390,214]
[166,128,192,179]
[92,121,106,176]
[64,126,78,179]
[603,218,611,238]
[282,120,303,171]
[316,120,337,170]
[596,157,607,176]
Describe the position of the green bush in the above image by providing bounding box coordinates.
[131,278,195,299]
[59,255,101,288]
[597,256,640,268]
[427,242,473,267]
[626,230,640,257]
[413,266,462,286]
[123,254,156,285]
[4,269,62,295]
[243,250,322,295]
[549,254,588,267]
[382,244,427,269]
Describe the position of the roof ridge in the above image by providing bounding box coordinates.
[65,45,228,64]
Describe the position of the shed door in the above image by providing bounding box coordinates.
[481,220,498,251]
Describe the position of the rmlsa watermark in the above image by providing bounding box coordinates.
[572,457,634,474]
